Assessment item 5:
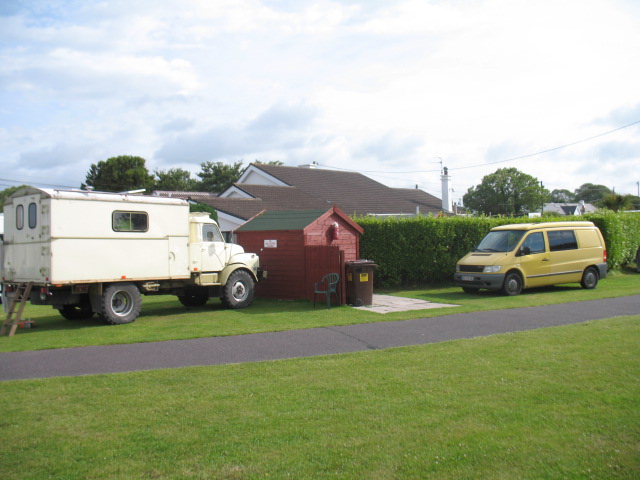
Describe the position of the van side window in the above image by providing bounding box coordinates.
[548,230,578,251]
[28,202,37,229]
[521,232,545,254]
[16,204,24,230]
[112,211,149,232]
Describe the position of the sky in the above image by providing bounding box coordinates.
[1,0,639,205]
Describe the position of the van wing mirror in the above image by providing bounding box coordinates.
[518,246,531,257]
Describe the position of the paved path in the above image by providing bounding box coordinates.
[1,295,638,381]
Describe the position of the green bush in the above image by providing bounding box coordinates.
[357,213,640,288]
[585,211,640,269]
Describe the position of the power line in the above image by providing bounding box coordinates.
[451,119,640,172]
[319,119,640,175]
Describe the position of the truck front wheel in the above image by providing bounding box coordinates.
[100,283,142,324]
[221,270,255,309]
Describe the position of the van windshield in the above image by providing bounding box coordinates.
[475,230,525,253]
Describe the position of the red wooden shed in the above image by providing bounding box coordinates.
[234,207,364,302]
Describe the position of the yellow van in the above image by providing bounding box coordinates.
[454,222,607,295]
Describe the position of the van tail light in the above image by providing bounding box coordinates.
[603,250,607,262]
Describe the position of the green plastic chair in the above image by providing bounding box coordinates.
[313,273,340,309]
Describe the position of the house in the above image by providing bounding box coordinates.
[201,163,445,235]
[543,201,597,216]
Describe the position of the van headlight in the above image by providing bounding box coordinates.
[483,265,502,273]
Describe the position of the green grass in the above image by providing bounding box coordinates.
[2,269,639,352]
[1,315,638,479]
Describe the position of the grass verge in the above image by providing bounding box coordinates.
[1,315,638,479]
[1,269,639,352]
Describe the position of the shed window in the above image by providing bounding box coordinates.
[112,211,149,232]
[548,230,578,251]
[16,204,24,230]
[28,202,37,229]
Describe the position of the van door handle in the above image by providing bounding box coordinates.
[542,258,550,262]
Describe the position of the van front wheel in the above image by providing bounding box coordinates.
[502,272,522,296]
[580,267,599,289]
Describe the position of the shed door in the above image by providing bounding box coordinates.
[305,245,343,303]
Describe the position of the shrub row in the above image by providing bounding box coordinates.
[356,213,640,288]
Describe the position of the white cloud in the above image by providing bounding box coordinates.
[1,0,639,199]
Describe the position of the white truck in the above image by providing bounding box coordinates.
[0,186,263,324]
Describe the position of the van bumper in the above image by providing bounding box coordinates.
[596,262,607,279]
[454,272,505,291]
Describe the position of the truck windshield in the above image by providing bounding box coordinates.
[475,230,525,253]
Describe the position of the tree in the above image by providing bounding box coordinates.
[550,189,575,203]
[84,155,155,192]
[601,194,633,212]
[154,168,199,191]
[463,168,548,216]
[573,183,612,205]
[196,161,245,193]
[254,160,284,166]
[0,185,28,212]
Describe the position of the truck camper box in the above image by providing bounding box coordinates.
[2,186,190,284]
[1,187,261,326]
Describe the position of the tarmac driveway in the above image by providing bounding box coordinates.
[1,295,638,381]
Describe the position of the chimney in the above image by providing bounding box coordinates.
[298,162,318,169]
[441,166,452,213]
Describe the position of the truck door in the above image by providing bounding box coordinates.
[201,224,227,272]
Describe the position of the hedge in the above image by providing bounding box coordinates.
[356,213,640,288]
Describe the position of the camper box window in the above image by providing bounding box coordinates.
[28,202,37,228]
[16,204,24,230]
[112,211,149,232]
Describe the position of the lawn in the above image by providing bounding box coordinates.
[1,315,638,479]
[1,269,639,352]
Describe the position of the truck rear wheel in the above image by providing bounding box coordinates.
[100,283,142,325]
[178,288,209,307]
[58,296,95,320]
[221,270,255,309]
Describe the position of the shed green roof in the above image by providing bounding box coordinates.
[235,209,328,232]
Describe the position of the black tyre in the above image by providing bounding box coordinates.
[221,270,255,309]
[502,272,523,296]
[178,288,209,307]
[462,287,480,294]
[58,296,95,320]
[100,283,142,325]
[580,266,599,289]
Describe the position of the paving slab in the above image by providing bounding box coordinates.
[352,294,459,314]
[0,295,638,381]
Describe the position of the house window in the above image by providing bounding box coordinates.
[28,202,37,229]
[112,211,149,232]
[548,230,578,251]
[16,204,24,230]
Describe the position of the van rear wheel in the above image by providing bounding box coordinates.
[580,267,599,289]
[502,272,523,296]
